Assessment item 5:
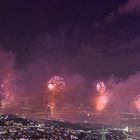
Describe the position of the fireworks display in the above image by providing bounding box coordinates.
[95,81,109,112]
[47,76,65,114]
[96,94,109,111]
[96,81,106,95]
[0,73,16,108]
[47,76,65,93]
[133,95,140,112]
[0,49,140,119]
[2,3,140,137]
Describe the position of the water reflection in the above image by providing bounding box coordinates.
[0,94,50,119]
[0,94,94,122]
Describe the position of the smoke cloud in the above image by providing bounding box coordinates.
[118,0,140,14]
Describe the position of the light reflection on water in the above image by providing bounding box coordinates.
[0,95,92,122]
[0,95,50,120]
[0,96,131,125]
[0,94,119,122]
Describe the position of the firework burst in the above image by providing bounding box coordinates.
[96,81,106,95]
[48,76,65,93]
[47,76,65,114]
[95,81,109,112]
[133,95,140,112]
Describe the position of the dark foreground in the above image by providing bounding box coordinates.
[0,114,138,139]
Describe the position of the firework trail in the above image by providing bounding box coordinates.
[47,76,65,114]
[0,73,16,108]
[0,49,17,109]
[96,94,109,111]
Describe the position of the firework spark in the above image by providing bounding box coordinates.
[0,73,16,108]
[96,81,106,95]
[133,95,140,112]
[48,76,65,93]
[96,95,109,111]
[47,76,65,114]
[95,81,109,112]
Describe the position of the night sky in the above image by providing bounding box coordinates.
[0,0,139,79]
[0,0,140,114]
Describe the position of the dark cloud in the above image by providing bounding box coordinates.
[105,0,140,24]
[108,36,140,55]
[118,0,140,14]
